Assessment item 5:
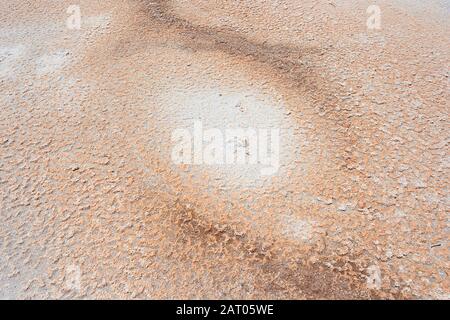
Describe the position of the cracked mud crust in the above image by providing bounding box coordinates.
[0,0,449,299]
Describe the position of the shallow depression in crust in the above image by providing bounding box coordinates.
[147,71,305,189]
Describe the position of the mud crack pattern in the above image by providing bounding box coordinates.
[0,0,448,299]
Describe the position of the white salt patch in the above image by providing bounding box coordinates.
[0,45,26,79]
[36,50,70,75]
[151,75,303,188]
[280,215,314,242]
[366,265,382,290]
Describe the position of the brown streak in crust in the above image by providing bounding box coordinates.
[166,198,382,299]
